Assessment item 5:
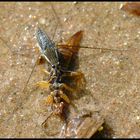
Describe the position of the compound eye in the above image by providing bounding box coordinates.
[52,65,55,68]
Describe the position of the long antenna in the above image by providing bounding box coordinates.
[50,3,63,29]
[50,3,128,53]
[80,46,128,51]
[57,44,128,52]
[5,4,61,124]
[50,3,64,40]
[21,3,60,109]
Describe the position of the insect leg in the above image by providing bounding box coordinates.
[41,111,54,128]
[59,90,70,104]
[35,81,51,89]
[41,68,50,75]
[44,94,54,105]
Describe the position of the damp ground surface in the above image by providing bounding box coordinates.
[0,2,140,138]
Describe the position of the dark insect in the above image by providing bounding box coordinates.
[36,28,84,127]
[121,2,140,16]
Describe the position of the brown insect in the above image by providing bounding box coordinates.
[36,28,85,127]
[121,2,140,16]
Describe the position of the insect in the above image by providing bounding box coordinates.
[0,3,129,138]
[36,27,85,127]
[121,2,140,16]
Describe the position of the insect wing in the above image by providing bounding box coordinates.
[57,31,83,56]
[36,28,59,66]
[57,31,83,70]
[66,31,83,50]
[66,30,83,54]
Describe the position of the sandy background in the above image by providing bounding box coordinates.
[0,2,140,138]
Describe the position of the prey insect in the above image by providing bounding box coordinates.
[36,28,84,127]
[121,2,140,16]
